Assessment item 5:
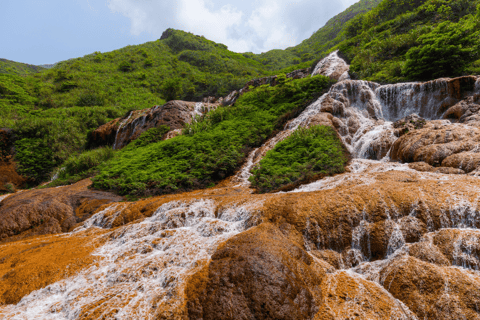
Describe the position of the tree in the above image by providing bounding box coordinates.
[161,78,183,101]
[404,19,480,80]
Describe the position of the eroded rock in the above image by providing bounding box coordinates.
[0,179,121,242]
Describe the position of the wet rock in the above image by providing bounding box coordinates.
[393,114,427,137]
[408,241,451,266]
[376,256,480,320]
[408,162,465,175]
[0,229,103,305]
[0,179,122,242]
[442,152,480,173]
[316,271,418,319]
[186,223,325,320]
[305,112,334,128]
[443,94,480,124]
[391,122,480,167]
[311,50,350,81]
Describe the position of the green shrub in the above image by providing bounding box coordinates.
[249,125,349,193]
[4,182,15,193]
[161,78,183,101]
[126,125,171,149]
[77,92,105,106]
[119,61,133,72]
[47,147,115,187]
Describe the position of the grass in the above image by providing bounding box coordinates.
[249,125,349,193]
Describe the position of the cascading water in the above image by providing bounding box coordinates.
[113,111,133,150]
[0,199,258,319]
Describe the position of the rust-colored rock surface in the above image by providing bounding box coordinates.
[0,162,25,193]
[187,223,324,320]
[1,160,480,318]
[391,121,480,167]
[0,179,122,242]
[0,229,104,305]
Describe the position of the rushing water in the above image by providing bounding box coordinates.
[0,200,259,319]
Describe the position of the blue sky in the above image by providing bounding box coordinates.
[0,0,359,65]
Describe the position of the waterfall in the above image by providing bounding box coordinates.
[113,111,133,150]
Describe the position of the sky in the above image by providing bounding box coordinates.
[0,0,360,65]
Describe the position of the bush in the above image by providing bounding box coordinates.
[119,61,133,72]
[126,125,171,149]
[161,78,183,101]
[4,182,15,193]
[249,125,349,193]
[77,92,105,106]
[48,147,115,187]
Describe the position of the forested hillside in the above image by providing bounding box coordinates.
[0,58,44,75]
[337,0,480,82]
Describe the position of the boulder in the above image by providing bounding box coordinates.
[391,121,480,168]
[186,223,325,320]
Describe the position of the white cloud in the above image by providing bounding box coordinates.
[108,0,348,53]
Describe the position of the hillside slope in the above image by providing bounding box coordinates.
[337,0,480,82]
[0,58,44,75]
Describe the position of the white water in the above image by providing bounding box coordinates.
[113,112,133,150]
[0,199,258,319]
[0,194,10,203]
[311,50,350,81]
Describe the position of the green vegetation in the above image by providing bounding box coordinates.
[46,147,115,188]
[249,125,349,193]
[0,30,276,183]
[338,0,480,82]
[0,59,44,75]
[92,75,333,195]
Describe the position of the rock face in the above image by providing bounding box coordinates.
[89,101,219,150]
[0,179,121,242]
[311,50,350,81]
[187,223,324,320]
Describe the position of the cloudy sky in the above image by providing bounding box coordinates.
[1,0,359,65]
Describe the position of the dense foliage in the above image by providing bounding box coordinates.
[338,0,480,82]
[249,125,348,193]
[91,75,333,195]
[0,30,277,183]
[46,147,115,188]
[0,59,44,75]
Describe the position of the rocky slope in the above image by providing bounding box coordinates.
[2,52,480,319]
